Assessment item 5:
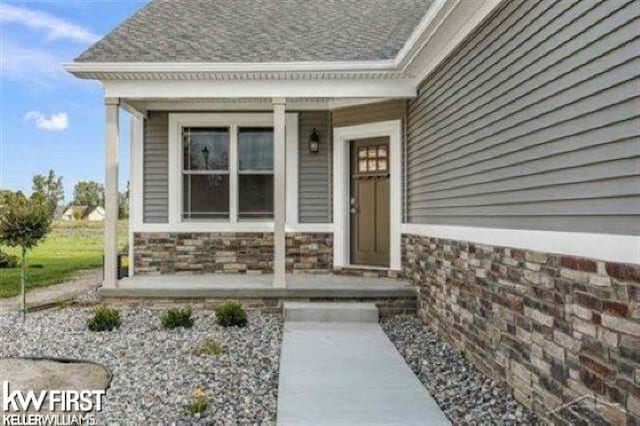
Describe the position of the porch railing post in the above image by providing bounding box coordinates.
[104,97,120,288]
[273,98,287,288]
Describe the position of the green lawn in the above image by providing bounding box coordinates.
[0,220,128,298]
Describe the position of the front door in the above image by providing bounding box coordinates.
[350,137,390,267]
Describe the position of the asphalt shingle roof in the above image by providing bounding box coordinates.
[76,0,432,63]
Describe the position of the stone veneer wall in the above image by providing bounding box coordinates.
[134,232,333,274]
[403,234,640,424]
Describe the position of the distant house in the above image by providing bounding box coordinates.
[85,206,106,221]
[60,205,105,222]
[53,205,67,220]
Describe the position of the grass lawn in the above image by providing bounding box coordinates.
[0,220,128,298]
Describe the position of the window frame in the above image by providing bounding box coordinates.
[168,113,298,228]
[182,126,231,220]
[237,126,275,219]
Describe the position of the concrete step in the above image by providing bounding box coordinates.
[283,302,379,323]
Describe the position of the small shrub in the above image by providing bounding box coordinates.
[196,338,223,356]
[215,301,247,327]
[161,307,194,329]
[187,388,208,416]
[0,249,18,269]
[87,306,121,332]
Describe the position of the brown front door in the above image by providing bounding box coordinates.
[350,137,390,267]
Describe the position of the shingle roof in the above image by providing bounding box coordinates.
[75,0,432,63]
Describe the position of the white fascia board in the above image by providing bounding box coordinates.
[103,79,416,99]
[402,224,640,265]
[403,0,504,84]
[393,0,451,68]
[64,60,396,74]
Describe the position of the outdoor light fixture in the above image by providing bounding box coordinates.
[201,146,210,169]
[309,128,320,153]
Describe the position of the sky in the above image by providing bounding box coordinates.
[0,0,149,200]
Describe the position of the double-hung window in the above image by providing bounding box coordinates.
[182,127,230,219]
[180,123,274,221]
[238,128,274,219]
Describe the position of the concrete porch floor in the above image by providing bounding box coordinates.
[100,273,416,300]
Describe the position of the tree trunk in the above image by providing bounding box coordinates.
[21,246,26,321]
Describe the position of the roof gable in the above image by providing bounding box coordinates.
[75,0,432,63]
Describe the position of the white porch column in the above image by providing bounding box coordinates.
[273,98,286,288]
[104,98,120,288]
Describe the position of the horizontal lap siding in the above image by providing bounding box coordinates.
[406,0,640,235]
[143,112,169,223]
[299,112,332,223]
[332,100,406,128]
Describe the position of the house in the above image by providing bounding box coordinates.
[66,0,639,423]
[53,205,67,220]
[60,205,106,221]
[84,206,106,221]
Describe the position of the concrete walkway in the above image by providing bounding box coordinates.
[277,317,450,425]
[0,269,101,313]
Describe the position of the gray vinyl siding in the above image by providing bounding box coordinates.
[143,112,169,223]
[298,112,332,223]
[406,0,640,235]
[332,100,406,128]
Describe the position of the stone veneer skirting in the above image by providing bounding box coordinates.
[403,234,640,424]
[134,232,333,274]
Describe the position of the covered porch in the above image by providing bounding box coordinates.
[99,92,409,290]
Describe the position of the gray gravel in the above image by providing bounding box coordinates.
[0,307,282,424]
[381,315,539,425]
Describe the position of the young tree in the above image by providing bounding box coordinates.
[73,181,104,207]
[0,191,52,319]
[32,170,64,213]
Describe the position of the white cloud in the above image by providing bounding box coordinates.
[1,40,64,85]
[0,3,99,44]
[24,111,69,131]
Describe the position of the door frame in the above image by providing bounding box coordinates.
[333,120,402,271]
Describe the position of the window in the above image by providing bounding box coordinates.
[182,127,230,219]
[238,128,274,219]
[181,125,274,221]
[357,144,388,173]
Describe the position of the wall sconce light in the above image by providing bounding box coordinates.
[309,128,320,153]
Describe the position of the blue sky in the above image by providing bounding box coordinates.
[1,0,148,199]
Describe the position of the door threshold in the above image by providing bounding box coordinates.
[345,264,390,271]
[335,265,402,279]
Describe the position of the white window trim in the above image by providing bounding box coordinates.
[333,120,403,271]
[168,112,298,231]
[402,224,640,266]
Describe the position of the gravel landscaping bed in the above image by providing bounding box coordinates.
[0,307,282,424]
[381,315,540,424]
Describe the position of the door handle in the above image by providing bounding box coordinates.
[350,207,358,214]
[350,197,357,214]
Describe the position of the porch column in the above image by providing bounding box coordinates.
[104,98,120,288]
[273,98,286,288]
